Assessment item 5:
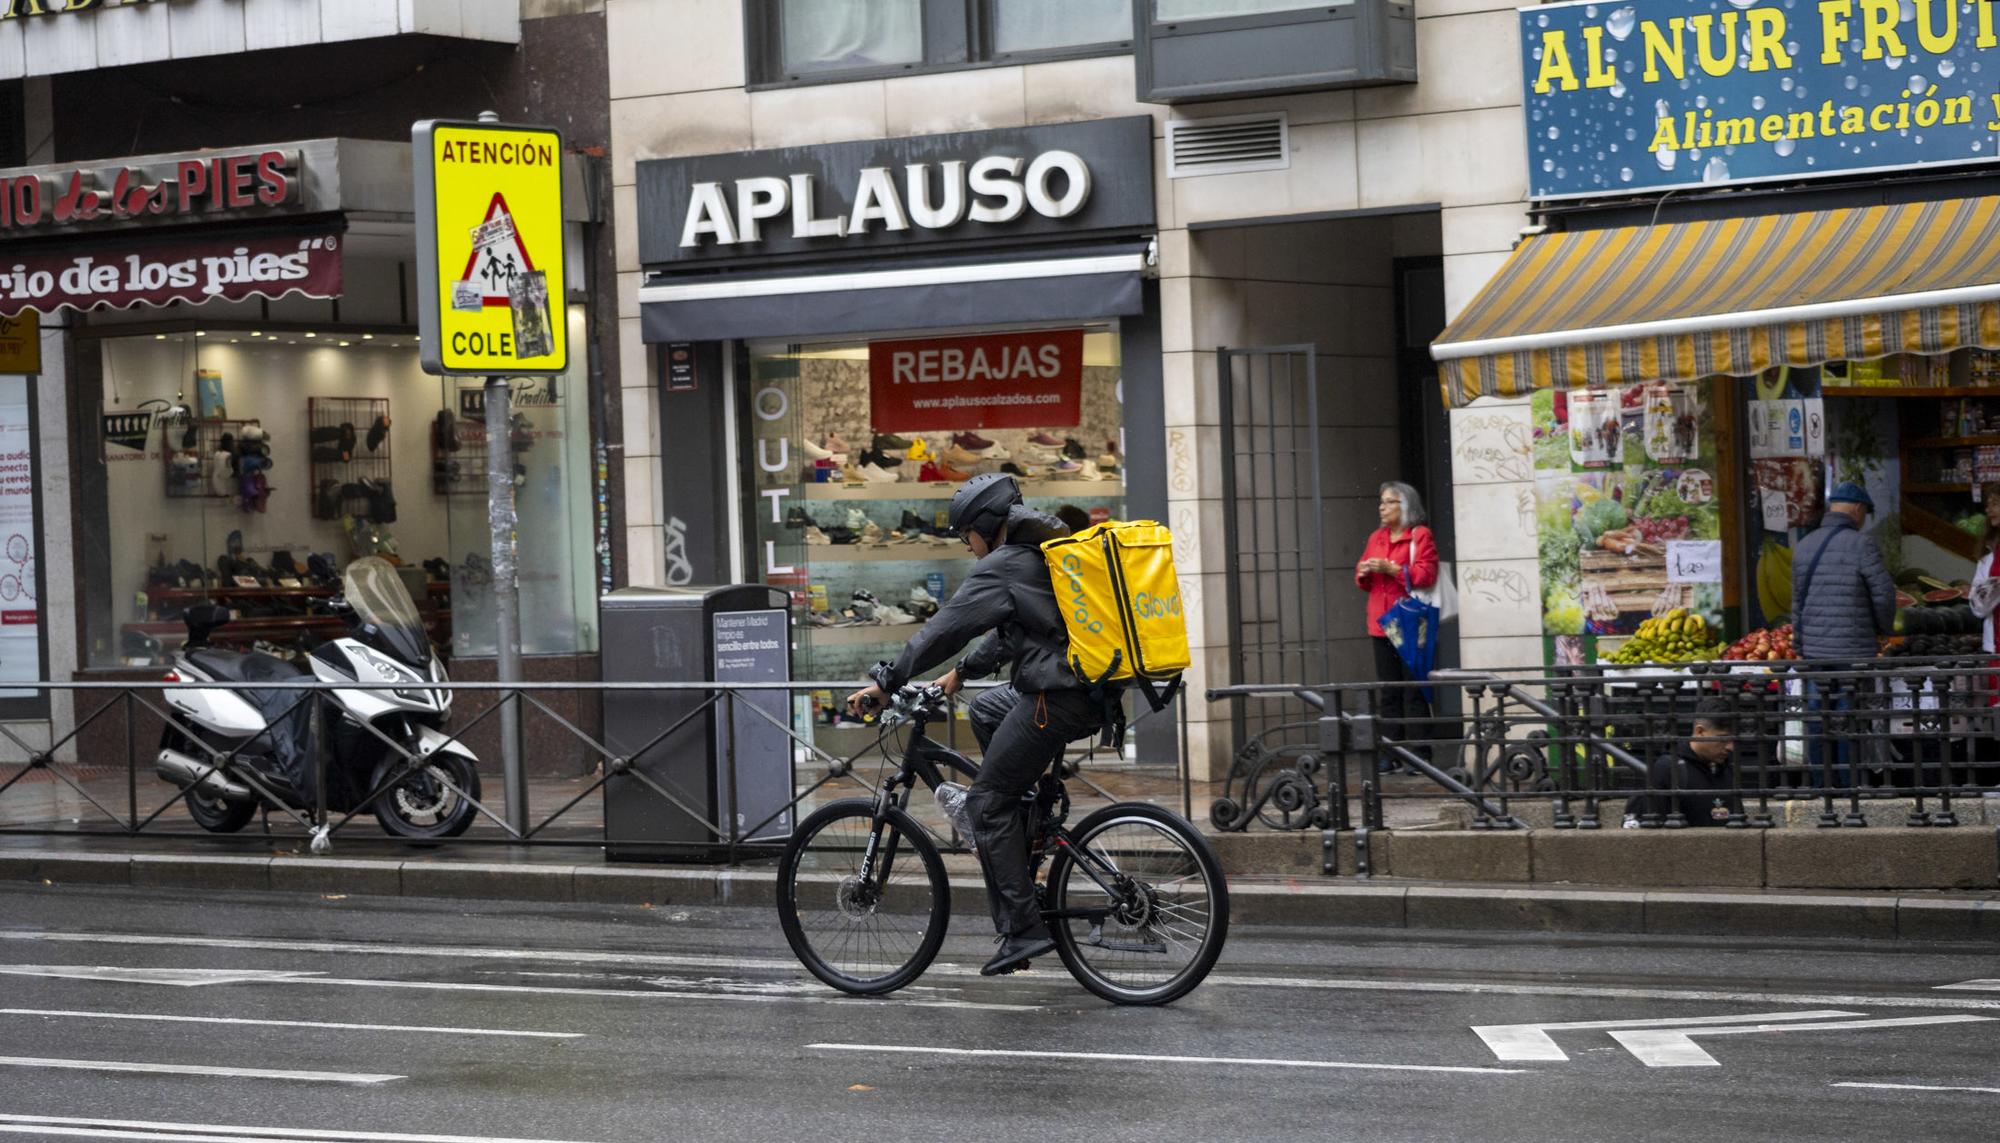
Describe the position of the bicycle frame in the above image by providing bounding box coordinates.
[853,697,1138,927]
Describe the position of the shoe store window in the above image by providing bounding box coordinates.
[85,316,597,669]
[746,323,1127,753]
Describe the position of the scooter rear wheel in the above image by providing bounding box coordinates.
[184,787,256,833]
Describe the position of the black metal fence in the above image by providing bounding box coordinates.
[0,679,1186,859]
[1207,656,2000,834]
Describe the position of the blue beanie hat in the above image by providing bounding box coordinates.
[1828,481,1874,511]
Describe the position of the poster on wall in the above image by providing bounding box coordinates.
[868,329,1083,432]
[1533,382,1723,659]
[0,380,37,698]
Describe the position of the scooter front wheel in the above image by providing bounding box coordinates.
[372,753,481,840]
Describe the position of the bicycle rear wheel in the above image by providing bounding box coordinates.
[1046,802,1229,1006]
[777,798,950,996]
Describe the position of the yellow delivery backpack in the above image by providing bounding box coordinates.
[1040,520,1191,709]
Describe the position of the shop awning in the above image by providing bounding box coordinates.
[1430,196,2000,405]
[638,241,1152,342]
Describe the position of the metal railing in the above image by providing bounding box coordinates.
[0,678,1188,860]
[1206,655,2000,835]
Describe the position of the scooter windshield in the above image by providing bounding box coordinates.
[343,557,431,666]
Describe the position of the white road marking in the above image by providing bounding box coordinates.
[1834,1082,2000,1096]
[1610,1014,1997,1067]
[0,966,322,987]
[0,1113,606,1143]
[9,930,1998,1015]
[1935,979,2000,991]
[0,1007,581,1039]
[0,963,1036,1013]
[807,1042,1527,1075]
[1473,1010,1861,1061]
[0,1056,400,1084]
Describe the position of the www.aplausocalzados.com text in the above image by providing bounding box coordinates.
[908,393,1066,411]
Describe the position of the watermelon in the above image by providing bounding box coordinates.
[1924,588,1967,603]
[1896,591,1918,608]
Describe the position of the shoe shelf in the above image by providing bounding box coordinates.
[308,395,392,520]
[803,545,974,561]
[803,479,1126,501]
[801,622,922,645]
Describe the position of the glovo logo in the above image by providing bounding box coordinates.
[1133,591,1182,621]
[1059,552,1103,633]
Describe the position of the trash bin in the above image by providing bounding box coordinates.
[600,585,795,861]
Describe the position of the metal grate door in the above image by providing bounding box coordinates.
[1218,346,1328,748]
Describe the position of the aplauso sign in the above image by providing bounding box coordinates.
[1523,0,2000,199]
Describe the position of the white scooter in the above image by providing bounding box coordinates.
[156,556,482,840]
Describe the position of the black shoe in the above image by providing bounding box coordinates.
[872,432,912,451]
[859,447,901,468]
[366,415,390,452]
[1062,437,1087,460]
[981,928,1055,977]
[899,509,933,535]
[786,507,819,529]
[825,525,858,545]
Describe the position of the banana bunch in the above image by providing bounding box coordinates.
[1609,609,1727,665]
[1755,540,1793,621]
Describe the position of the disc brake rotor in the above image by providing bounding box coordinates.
[834,874,878,920]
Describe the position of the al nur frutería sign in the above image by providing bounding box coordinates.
[1523,0,2000,198]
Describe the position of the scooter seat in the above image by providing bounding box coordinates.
[184,649,304,684]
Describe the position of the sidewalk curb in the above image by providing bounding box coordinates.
[5,849,1997,941]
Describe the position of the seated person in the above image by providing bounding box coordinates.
[1622,698,1742,828]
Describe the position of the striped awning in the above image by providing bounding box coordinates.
[1430,196,2000,406]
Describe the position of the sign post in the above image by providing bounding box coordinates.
[413,112,568,835]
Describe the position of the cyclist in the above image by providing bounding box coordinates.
[846,473,1109,976]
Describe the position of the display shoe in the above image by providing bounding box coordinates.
[1097,450,1120,468]
[899,510,934,536]
[861,521,887,544]
[859,447,902,468]
[1076,459,1106,481]
[979,443,1011,461]
[844,508,870,530]
[860,462,900,483]
[1028,431,1064,447]
[951,430,996,451]
[825,526,858,545]
[841,463,865,483]
[942,443,984,468]
[875,603,918,625]
[917,462,944,482]
[366,415,391,452]
[1021,447,1062,465]
[934,461,973,481]
[904,436,934,462]
[784,507,818,529]
[1062,437,1087,459]
[872,431,913,451]
[803,525,831,545]
[1001,462,1040,479]
[823,431,853,453]
[1052,458,1085,477]
[801,437,839,461]
[907,584,941,618]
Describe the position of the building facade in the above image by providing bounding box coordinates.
[0,0,619,773]
[606,0,1535,777]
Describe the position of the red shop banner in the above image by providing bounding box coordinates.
[0,230,342,317]
[869,328,1084,432]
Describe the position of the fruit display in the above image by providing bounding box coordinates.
[1607,609,1727,665]
[1892,603,1982,636]
[1754,540,1793,621]
[1880,632,1985,657]
[1723,623,1796,662]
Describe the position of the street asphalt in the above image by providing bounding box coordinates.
[0,883,1996,1141]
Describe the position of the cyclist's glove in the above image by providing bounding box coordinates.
[867,660,901,696]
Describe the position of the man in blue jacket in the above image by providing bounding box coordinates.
[1791,482,1895,786]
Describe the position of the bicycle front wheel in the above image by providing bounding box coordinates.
[777,798,950,996]
[1046,802,1229,1006]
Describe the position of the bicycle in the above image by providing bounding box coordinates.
[775,683,1228,1006]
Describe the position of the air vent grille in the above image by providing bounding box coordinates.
[1166,112,1289,179]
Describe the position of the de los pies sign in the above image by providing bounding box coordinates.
[1523,0,2000,199]
[0,149,300,233]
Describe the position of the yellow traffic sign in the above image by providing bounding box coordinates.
[413,119,567,375]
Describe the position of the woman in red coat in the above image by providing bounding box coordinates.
[1355,481,1439,770]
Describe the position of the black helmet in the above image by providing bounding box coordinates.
[947,473,1021,545]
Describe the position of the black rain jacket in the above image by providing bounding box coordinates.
[873,505,1081,695]
[1623,745,1742,827]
